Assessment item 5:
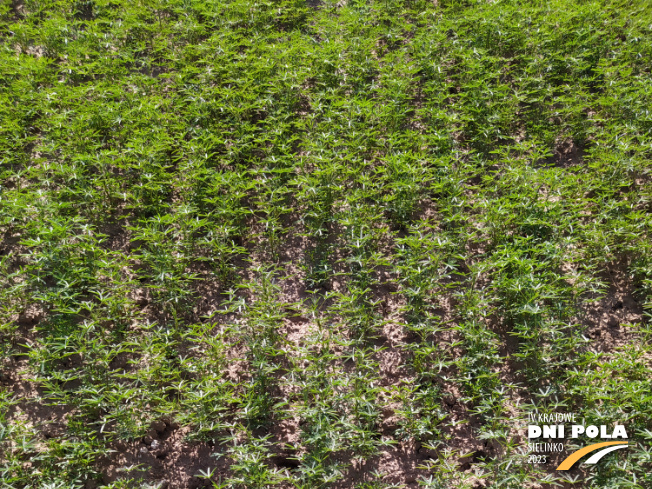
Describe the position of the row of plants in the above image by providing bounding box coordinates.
[1,0,652,487]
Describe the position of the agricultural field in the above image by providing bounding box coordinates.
[2,0,652,487]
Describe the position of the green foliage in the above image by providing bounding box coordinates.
[1,0,652,487]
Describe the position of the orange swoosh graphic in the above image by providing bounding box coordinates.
[556,441,628,470]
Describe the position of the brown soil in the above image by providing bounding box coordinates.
[2,221,647,489]
[581,262,644,353]
[99,423,230,489]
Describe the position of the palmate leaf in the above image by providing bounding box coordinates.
[2,0,652,487]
